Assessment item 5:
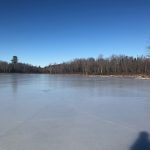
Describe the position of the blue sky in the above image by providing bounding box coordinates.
[0,0,150,66]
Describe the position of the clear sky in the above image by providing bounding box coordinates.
[0,0,150,66]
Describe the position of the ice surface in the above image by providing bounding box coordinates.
[0,74,150,150]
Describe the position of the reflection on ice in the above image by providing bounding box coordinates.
[0,74,150,150]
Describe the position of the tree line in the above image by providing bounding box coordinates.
[0,61,43,73]
[45,55,150,75]
[1,55,150,75]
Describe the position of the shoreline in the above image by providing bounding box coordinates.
[0,73,150,80]
[47,73,150,80]
[86,74,150,80]
[53,73,150,80]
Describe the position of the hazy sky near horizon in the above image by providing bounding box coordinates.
[0,0,150,66]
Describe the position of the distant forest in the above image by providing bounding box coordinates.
[46,55,150,75]
[0,56,43,73]
[1,55,150,75]
[0,61,43,73]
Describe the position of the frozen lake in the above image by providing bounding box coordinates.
[0,74,150,150]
